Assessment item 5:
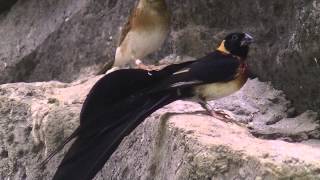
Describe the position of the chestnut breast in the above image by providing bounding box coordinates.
[193,65,248,101]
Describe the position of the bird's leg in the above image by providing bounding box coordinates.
[198,101,214,116]
[135,59,162,71]
[198,100,242,125]
[199,101,233,122]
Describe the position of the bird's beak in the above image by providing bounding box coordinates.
[241,33,254,46]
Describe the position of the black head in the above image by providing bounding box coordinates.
[220,32,253,59]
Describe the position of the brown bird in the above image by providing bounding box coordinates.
[97,0,170,74]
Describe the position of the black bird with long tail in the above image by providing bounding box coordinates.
[41,32,253,180]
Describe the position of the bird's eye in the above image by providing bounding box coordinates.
[231,35,238,41]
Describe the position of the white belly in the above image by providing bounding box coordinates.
[114,29,168,66]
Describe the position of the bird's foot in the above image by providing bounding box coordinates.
[211,109,233,121]
[135,59,162,71]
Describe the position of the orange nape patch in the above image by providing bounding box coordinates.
[216,40,230,54]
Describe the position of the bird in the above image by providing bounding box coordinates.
[97,0,171,74]
[41,32,253,180]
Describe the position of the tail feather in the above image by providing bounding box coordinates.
[39,127,80,168]
[52,92,178,180]
[80,69,155,126]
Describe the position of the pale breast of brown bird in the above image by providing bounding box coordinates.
[113,1,170,67]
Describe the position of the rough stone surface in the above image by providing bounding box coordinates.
[0,0,319,114]
[0,74,318,180]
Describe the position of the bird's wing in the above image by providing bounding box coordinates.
[79,61,197,138]
[80,69,154,125]
[117,6,137,46]
[80,60,195,127]
[52,92,179,180]
[148,52,241,93]
[150,60,196,76]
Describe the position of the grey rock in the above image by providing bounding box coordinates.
[0,75,319,180]
[0,0,136,83]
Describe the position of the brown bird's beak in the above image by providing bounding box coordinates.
[241,33,254,46]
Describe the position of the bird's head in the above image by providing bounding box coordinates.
[217,32,253,59]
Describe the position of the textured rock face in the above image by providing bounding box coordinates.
[0,0,319,114]
[0,80,86,179]
[0,75,318,180]
[0,0,124,83]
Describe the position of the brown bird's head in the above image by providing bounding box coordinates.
[217,32,253,59]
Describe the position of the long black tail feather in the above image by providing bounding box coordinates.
[52,92,179,180]
[39,127,80,168]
